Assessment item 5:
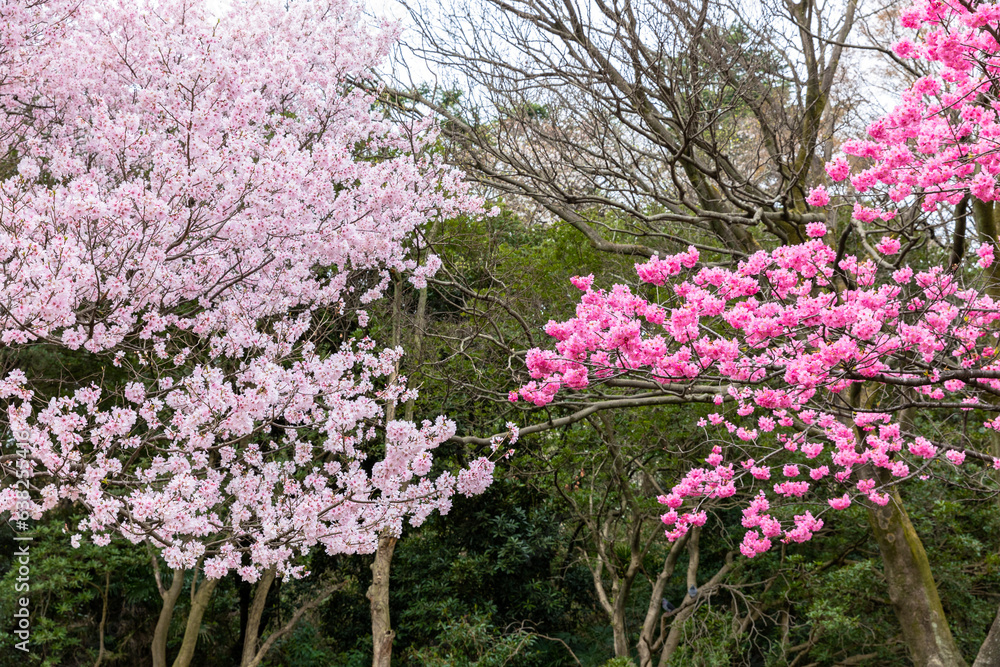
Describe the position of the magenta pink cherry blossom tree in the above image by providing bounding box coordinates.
[514,2,1000,664]
[519,235,999,540]
[0,0,505,641]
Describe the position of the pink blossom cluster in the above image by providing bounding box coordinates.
[517,232,1000,556]
[0,0,480,356]
[1,340,512,579]
[824,0,1000,221]
[0,0,498,580]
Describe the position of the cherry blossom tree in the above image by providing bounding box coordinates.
[0,0,507,665]
[514,2,1000,665]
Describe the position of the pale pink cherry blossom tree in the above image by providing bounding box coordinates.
[0,0,509,665]
[512,2,1000,663]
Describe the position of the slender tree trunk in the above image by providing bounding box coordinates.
[92,571,110,667]
[366,252,434,667]
[369,531,398,667]
[243,581,345,667]
[152,569,185,667]
[171,575,219,667]
[656,526,703,665]
[636,534,689,667]
[610,585,630,658]
[596,413,642,659]
[404,267,429,423]
[657,545,734,667]
[367,273,404,667]
[974,606,1000,667]
[241,568,277,667]
[587,548,632,659]
[659,604,697,667]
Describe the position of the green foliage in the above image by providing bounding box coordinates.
[600,658,637,667]
[407,608,538,666]
[0,512,156,667]
[390,479,595,666]
[263,620,345,667]
[663,610,739,667]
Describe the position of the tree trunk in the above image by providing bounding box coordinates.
[241,568,277,667]
[366,272,404,667]
[93,571,110,667]
[636,534,689,667]
[587,547,633,660]
[243,581,345,667]
[170,575,219,667]
[974,606,1000,667]
[867,484,966,667]
[151,569,185,667]
[404,242,430,424]
[657,527,703,665]
[658,604,697,667]
[369,531,398,667]
[611,587,630,658]
[842,383,966,667]
[656,547,734,667]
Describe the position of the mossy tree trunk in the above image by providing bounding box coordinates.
[847,385,966,667]
[866,481,966,667]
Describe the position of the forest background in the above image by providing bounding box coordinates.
[4,0,1000,666]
